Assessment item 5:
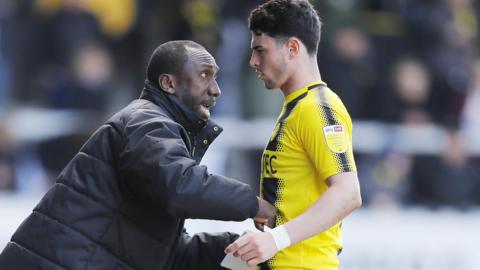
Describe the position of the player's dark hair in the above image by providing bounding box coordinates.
[146,40,205,85]
[248,0,321,55]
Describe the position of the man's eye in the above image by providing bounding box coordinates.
[201,72,208,78]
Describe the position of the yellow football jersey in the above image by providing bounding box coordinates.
[260,81,356,270]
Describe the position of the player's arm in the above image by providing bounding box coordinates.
[224,172,361,266]
[285,171,361,244]
[286,101,362,244]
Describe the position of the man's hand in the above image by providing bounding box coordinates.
[254,197,276,231]
[224,231,278,267]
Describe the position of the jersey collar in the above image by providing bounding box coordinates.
[285,80,326,103]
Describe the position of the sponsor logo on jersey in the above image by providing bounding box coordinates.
[323,124,348,153]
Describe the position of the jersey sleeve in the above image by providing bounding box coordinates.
[297,98,356,182]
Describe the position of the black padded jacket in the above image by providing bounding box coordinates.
[0,81,258,270]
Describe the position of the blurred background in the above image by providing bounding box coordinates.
[1,0,480,269]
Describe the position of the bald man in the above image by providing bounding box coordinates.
[0,40,276,270]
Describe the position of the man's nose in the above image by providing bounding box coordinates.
[249,53,257,68]
[209,80,221,97]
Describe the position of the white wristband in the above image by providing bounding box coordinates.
[267,225,291,251]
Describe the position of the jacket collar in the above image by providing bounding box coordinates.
[139,80,223,161]
[139,80,212,133]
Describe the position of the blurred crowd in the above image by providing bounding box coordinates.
[0,0,480,208]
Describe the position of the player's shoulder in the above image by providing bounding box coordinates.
[300,86,349,116]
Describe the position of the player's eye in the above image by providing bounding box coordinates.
[200,72,208,78]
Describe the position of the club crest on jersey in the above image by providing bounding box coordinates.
[323,124,348,153]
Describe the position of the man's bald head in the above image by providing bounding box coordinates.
[146,40,206,86]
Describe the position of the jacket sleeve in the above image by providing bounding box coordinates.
[169,229,238,270]
[118,116,258,220]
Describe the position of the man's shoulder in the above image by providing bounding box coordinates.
[116,99,172,121]
[107,99,180,133]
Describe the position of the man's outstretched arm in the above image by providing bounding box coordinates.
[168,229,238,270]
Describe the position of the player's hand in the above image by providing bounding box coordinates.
[224,231,278,266]
[255,197,276,230]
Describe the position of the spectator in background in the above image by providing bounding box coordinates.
[34,0,136,39]
[386,57,432,124]
[357,150,412,208]
[0,40,276,270]
[180,0,220,54]
[45,43,113,111]
[411,128,479,207]
[313,0,366,32]
[401,0,477,126]
[8,0,137,104]
[357,57,432,208]
[214,0,253,117]
[33,42,114,184]
[320,25,377,119]
[7,0,101,103]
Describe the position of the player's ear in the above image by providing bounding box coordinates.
[286,38,301,59]
[158,74,176,94]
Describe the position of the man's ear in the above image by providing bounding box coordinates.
[286,38,301,59]
[158,74,176,94]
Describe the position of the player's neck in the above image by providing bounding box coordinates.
[280,58,321,97]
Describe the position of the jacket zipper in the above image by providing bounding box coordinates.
[191,135,196,157]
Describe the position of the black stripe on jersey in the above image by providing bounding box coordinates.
[266,92,308,151]
[317,88,350,171]
[261,253,278,270]
[262,177,280,206]
[261,176,283,270]
[259,261,271,270]
[266,83,324,151]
